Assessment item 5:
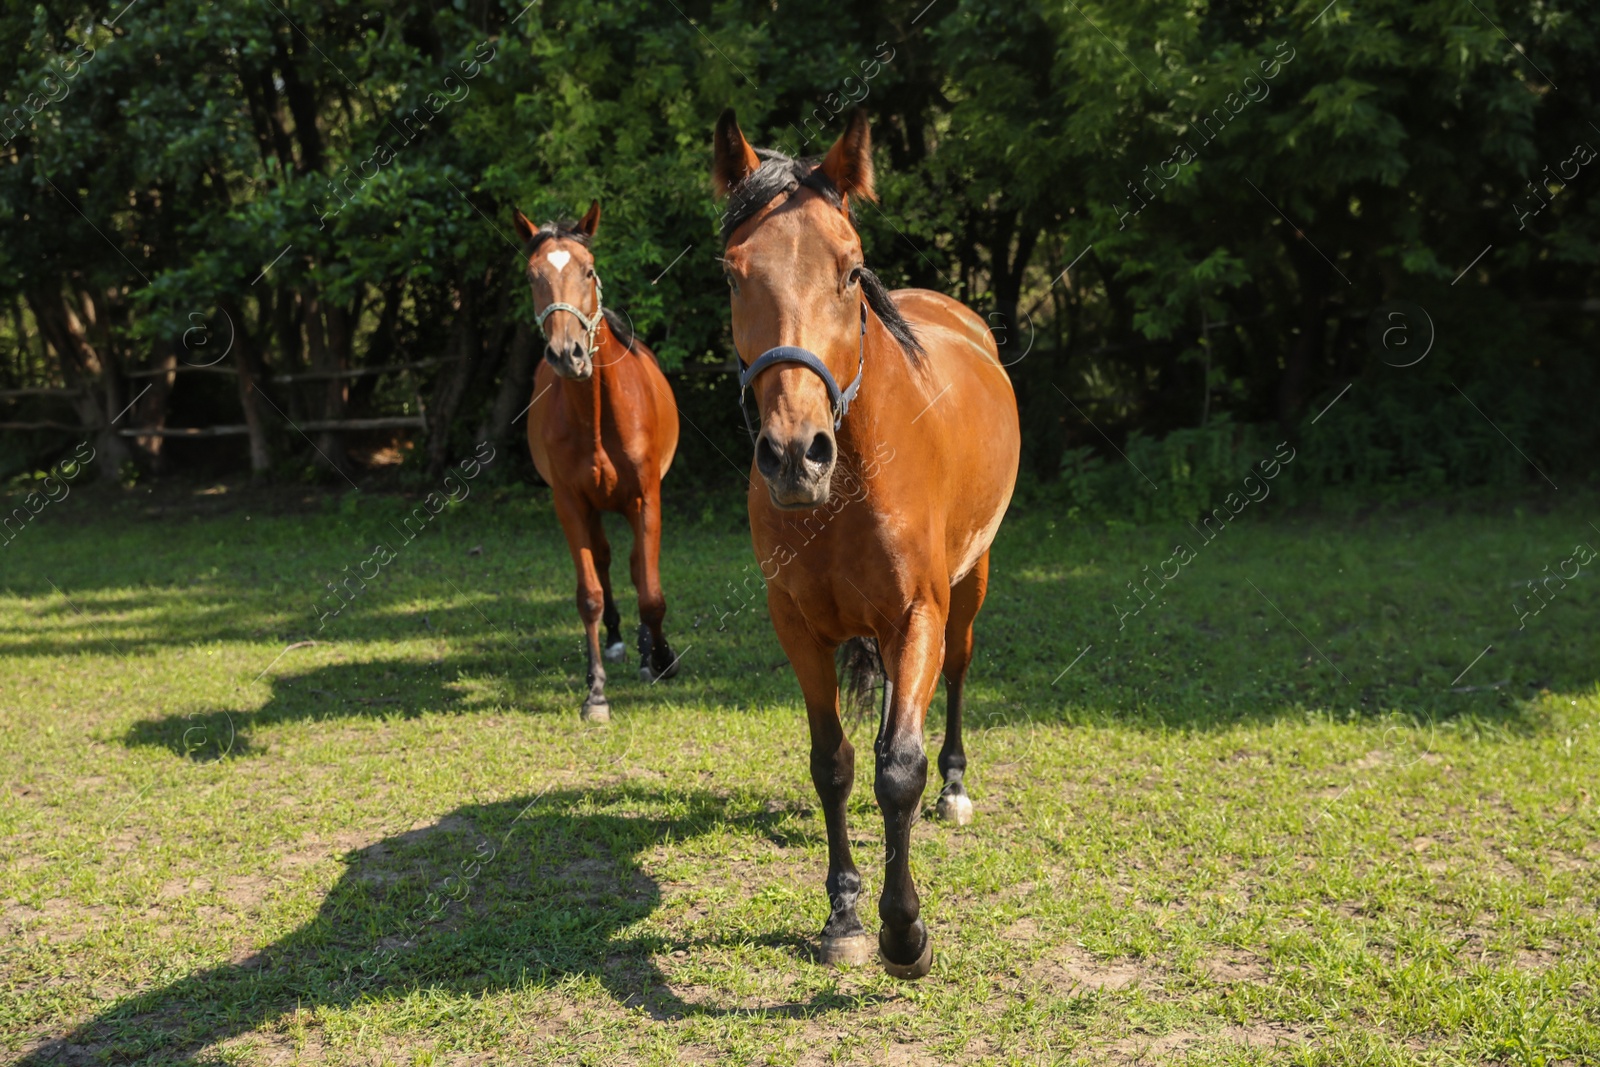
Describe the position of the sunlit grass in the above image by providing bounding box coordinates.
[1,480,1597,1065]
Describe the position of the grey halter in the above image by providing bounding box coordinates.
[534,272,605,354]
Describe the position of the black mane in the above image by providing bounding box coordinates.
[720,150,924,361]
[524,219,637,352]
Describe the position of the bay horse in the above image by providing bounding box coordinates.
[712,110,1021,979]
[514,200,682,722]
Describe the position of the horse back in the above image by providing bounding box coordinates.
[887,288,1020,582]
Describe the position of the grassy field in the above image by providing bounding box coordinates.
[2,474,1598,1066]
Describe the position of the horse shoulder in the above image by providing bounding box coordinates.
[635,341,680,480]
[526,363,559,487]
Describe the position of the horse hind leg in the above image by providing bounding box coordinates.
[629,490,678,682]
[594,528,625,661]
[936,552,989,826]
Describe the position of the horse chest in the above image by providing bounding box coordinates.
[588,450,621,496]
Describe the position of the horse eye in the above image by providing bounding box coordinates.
[847,266,863,287]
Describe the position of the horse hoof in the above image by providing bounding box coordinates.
[818,934,875,967]
[936,792,973,825]
[604,641,626,662]
[580,700,610,723]
[879,938,933,981]
[638,667,656,683]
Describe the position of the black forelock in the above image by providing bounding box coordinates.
[523,219,592,254]
[719,147,923,361]
[719,150,846,243]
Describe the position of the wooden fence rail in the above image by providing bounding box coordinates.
[0,387,87,398]
[0,421,93,432]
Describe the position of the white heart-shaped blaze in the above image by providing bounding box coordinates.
[547,250,572,272]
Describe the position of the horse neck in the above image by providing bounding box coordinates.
[836,317,903,469]
[559,318,618,458]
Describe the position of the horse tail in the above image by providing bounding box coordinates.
[837,636,883,721]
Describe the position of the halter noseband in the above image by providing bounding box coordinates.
[534,272,605,355]
[738,303,866,443]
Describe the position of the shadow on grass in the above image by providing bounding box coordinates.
[20,785,868,1065]
[118,652,588,759]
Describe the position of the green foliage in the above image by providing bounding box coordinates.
[0,0,1596,492]
[1025,416,1280,523]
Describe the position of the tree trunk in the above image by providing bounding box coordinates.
[303,294,354,479]
[1277,243,1333,430]
[26,288,131,479]
[481,322,536,450]
[224,297,272,476]
[135,348,179,473]
[426,274,481,476]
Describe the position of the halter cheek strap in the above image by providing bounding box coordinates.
[738,303,866,443]
[534,274,605,353]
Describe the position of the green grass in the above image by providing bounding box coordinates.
[2,477,1598,1065]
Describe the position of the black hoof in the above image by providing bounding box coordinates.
[879,937,932,980]
[637,623,680,682]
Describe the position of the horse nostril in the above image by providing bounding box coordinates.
[804,432,835,468]
[755,434,784,479]
[547,343,588,372]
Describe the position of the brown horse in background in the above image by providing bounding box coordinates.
[514,201,682,722]
[713,111,1021,979]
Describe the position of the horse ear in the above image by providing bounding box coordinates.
[512,209,536,244]
[712,108,761,197]
[577,199,601,237]
[820,110,876,203]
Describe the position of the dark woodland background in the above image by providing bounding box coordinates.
[3,0,1596,518]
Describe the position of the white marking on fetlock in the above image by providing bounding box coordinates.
[604,641,626,662]
[547,250,571,272]
[937,793,974,825]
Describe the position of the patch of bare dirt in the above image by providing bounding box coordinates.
[1204,951,1267,983]
[157,876,213,899]
[2,898,113,942]
[1109,1022,1312,1061]
[1029,945,1150,992]
[220,874,271,911]
[1002,917,1040,941]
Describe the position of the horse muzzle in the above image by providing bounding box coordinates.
[755,424,836,509]
[545,342,593,381]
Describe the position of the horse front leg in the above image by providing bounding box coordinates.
[767,591,871,965]
[628,487,677,682]
[553,490,612,722]
[874,601,948,980]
